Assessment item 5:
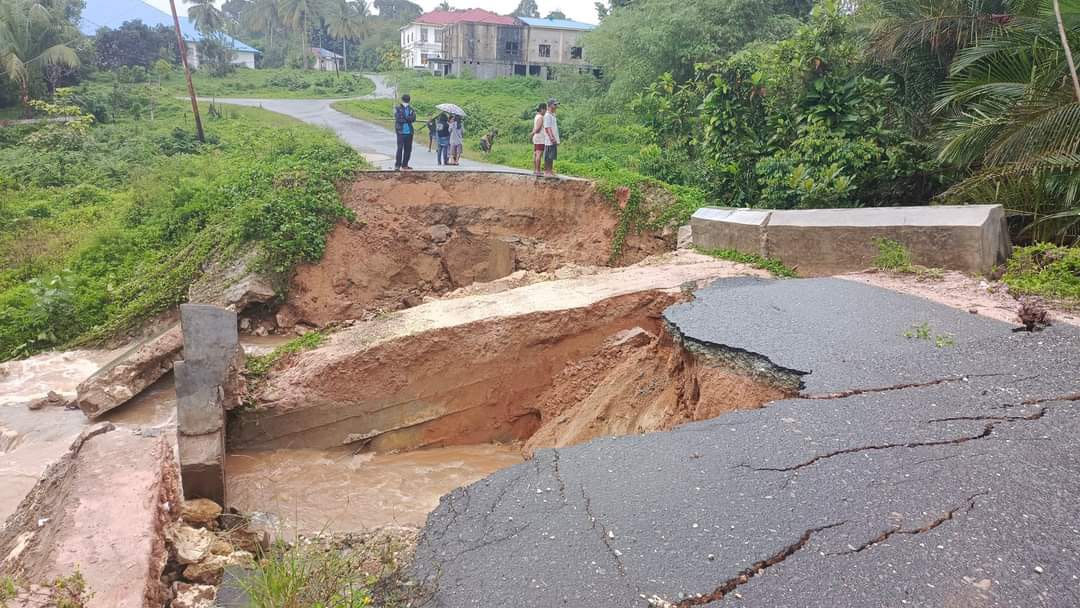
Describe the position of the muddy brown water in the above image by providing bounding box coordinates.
[1,339,526,533]
[226,445,524,533]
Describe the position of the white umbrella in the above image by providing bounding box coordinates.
[436,103,467,117]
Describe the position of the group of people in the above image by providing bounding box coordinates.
[391,93,561,176]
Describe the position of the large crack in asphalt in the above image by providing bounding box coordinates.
[829,491,985,556]
[651,522,847,607]
[749,394,1080,473]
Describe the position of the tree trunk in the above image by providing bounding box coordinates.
[344,38,348,72]
[1053,0,1080,102]
[169,0,205,143]
[20,81,31,119]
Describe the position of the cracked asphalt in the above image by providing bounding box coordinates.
[415,278,1080,607]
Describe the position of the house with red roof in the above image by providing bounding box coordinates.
[401,9,596,79]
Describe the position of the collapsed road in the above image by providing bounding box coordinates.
[414,278,1080,607]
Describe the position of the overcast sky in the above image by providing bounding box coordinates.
[145,1,598,25]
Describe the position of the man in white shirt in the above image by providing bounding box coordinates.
[543,98,560,177]
[531,102,547,177]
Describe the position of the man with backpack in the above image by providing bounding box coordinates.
[394,94,416,171]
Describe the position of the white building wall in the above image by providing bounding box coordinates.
[400,22,445,68]
[186,42,258,70]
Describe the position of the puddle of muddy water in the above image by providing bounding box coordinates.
[226,444,525,533]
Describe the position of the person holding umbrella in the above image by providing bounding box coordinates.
[449,114,464,165]
[435,113,451,166]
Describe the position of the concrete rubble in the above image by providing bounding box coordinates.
[75,323,183,419]
[176,304,243,505]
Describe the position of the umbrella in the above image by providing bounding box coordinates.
[436,103,467,117]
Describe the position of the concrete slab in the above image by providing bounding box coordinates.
[690,204,1011,275]
[76,324,183,419]
[0,424,179,608]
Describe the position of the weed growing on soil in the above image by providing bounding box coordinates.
[0,577,14,606]
[1003,244,1080,305]
[50,571,91,608]
[873,238,913,271]
[696,247,798,278]
[245,331,327,379]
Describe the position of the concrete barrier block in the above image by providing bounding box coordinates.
[765,205,1010,276]
[690,208,770,255]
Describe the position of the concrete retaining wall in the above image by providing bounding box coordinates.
[690,205,1011,276]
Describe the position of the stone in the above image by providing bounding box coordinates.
[677,225,693,250]
[165,522,215,564]
[608,327,655,349]
[182,551,254,585]
[180,498,222,528]
[209,537,234,556]
[187,249,276,313]
[428,224,452,243]
[27,391,68,411]
[76,324,183,419]
[170,582,216,608]
[214,566,253,608]
[222,526,268,555]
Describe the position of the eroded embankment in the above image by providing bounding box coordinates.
[277,172,670,328]
[234,255,785,454]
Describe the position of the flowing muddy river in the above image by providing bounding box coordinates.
[1,341,526,533]
[227,444,525,533]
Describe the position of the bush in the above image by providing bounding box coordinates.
[873,238,912,271]
[1003,244,1080,303]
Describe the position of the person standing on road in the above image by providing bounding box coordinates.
[449,115,464,165]
[426,116,437,152]
[394,94,416,171]
[542,98,560,177]
[435,113,451,166]
[531,102,547,176]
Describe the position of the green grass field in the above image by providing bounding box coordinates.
[95,68,375,100]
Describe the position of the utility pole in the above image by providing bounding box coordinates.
[169,0,205,143]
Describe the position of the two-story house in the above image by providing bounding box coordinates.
[401,9,596,79]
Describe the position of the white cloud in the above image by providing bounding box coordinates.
[144,1,598,25]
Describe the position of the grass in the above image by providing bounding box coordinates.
[904,322,955,347]
[245,331,327,379]
[1002,243,1080,306]
[92,68,375,100]
[332,71,711,259]
[872,238,913,271]
[0,86,364,361]
[696,247,798,278]
[242,532,422,608]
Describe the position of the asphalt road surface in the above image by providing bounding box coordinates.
[415,278,1080,607]
[210,74,524,173]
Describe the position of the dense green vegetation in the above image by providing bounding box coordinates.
[0,91,361,360]
[1003,243,1080,303]
[106,66,375,99]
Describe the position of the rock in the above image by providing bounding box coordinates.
[428,224,452,243]
[181,498,222,528]
[182,551,254,585]
[171,582,216,608]
[608,327,656,349]
[165,522,216,565]
[239,318,251,331]
[27,391,69,410]
[76,324,183,419]
[220,277,276,312]
[187,249,276,312]
[210,537,234,556]
[275,305,301,330]
[223,527,268,555]
[677,225,693,250]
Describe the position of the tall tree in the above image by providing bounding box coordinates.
[324,0,366,70]
[512,0,540,17]
[437,1,453,11]
[373,0,422,21]
[546,10,567,19]
[243,0,281,55]
[0,0,81,117]
[278,0,323,67]
[187,0,226,33]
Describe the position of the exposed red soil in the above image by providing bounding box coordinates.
[281,172,670,327]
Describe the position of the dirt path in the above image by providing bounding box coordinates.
[208,75,527,172]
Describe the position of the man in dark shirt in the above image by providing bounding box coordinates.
[394,94,416,171]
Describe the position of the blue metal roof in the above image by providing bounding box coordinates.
[518,16,596,31]
[79,0,260,54]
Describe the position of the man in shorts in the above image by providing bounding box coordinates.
[531,102,547,176]
[542,98,559,177]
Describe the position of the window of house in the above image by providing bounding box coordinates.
[421,28,428,43]
[506,40,520,54]
[529,64,541,76]
[435,29,443,43]
[538,44,551,58]
[570,46,582,60]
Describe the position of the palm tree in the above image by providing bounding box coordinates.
[933,0,1080,242]
[437,1,453,10]
[278,0,322,69]
[0,0,80,117]
[187,0,226,33]
[244,0,282,55]
[324,0,366,71]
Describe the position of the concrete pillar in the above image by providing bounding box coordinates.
[176,304,240,505]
